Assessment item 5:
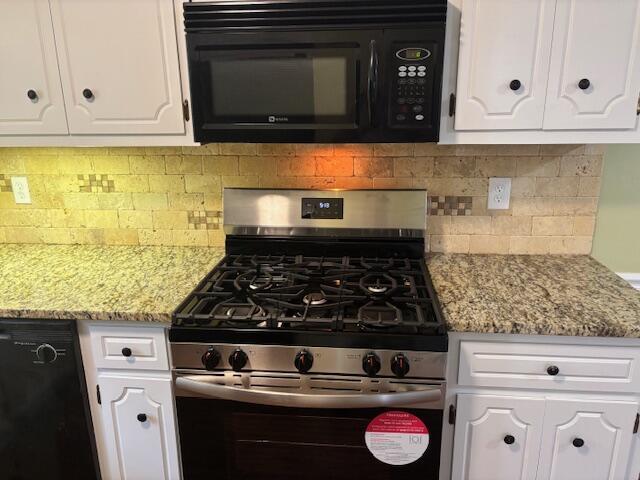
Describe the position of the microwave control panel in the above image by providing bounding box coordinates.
[388,44,436,128]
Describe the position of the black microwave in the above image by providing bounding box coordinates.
[184,0,447,143]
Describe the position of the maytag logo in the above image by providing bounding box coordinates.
[268,115,289,123]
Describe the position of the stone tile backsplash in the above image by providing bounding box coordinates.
[0,144,604,254]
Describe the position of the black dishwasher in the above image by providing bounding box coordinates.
[0,319,100,479]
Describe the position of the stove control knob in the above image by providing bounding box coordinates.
[36,343,57,364]
[362,352,381,377]
[229,349,248,371]
[391,353,410,378]
[294,349,314,373]
[201,347,221,371]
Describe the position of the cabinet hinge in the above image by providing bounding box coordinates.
[449,93,456,117]
[183,99,191,122]
[634,413,639,434]
[96,384,101,405]
[448,404,456,425]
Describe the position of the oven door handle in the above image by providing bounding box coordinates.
[176,375,441,409]
[367,39,379,127]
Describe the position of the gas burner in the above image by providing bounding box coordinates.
[209,300,267,324]
[303,292,328,306]
[234,270,274,292]
[360,273,397,296]
[357,302,403,330]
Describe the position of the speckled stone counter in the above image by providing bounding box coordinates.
[427,254,640,337]
[0,244,225,323]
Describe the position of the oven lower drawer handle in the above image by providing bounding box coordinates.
[175,376,441,409]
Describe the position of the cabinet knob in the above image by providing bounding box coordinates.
[572,437,585,448]
[509,80,522,91]
[578,78,591,90]
[27,89,38,101]
[546,365,560,376]
[504,435,516,445]
[83,88,94,100]
[137,413,147,423]
[121,347,132,357]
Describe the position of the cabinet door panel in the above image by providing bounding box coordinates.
[544,0,640,130]
[454,0,556,130]
[50,0,185,135]
[452,394,545,480]
[0,0,68,135]
[537,399,638,480]
[98,375,181,480]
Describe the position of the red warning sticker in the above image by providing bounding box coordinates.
[365,411,429,465]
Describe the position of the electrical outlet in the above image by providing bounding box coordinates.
[11,177,31,204]
[487,177,511,210]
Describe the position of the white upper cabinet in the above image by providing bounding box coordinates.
[544,0,640,130]
[0,0,68,135]
[454,0,556,130]
[452,394,545,480]
[536,399,638,480]
[49,0,185,135]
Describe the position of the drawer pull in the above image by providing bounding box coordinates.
[546,365,560,376]
[137,413,147,423]
[503,435,515,445]
[27,89,38,101]
[572,437,585,448]
[509,79,522,91]
[578,78,591,90]
[121,347,132,357]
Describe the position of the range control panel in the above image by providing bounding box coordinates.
[388,44,436,128]
[301,197,344,219]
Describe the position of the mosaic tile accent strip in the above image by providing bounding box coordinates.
[188,210,222,230]
[78,174,115,193]
[0,175,12,193]
[428,195,472,216]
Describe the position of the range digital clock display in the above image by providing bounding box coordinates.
[301,198,344,219]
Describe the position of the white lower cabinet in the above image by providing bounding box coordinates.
[97,374,181,480]
[452,395,545,480]
[537,399,638,480]
[452,394,639,480]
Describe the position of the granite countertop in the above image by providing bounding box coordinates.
[0,244,225,323]
[427,254,640,338]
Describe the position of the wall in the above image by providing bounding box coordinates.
[0,143,603,253]
[592,145,640,272]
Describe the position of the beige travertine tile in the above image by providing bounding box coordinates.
[316,157,354,177]
[559,155,603,177]
[454,145,498,156]
[354,157,393,177]
[373,143,414,157]
[129,155,165,174]
[219,143,257,156]
[516,156,559,177]
[548,236,592,255]
[63,193,100,210]
[413,143,455,156]
[221,176,260,188]
[394,157,434,177]
[112,175,149,192]
[540,144,584,155]
[493,145,541,156]
[108,147,146,156]
[144,147,182,155]
[431,235,470,253]
[203,155,239,175]
[132,193,168,211]
[421,178,489,196]
[475,157,517,177]
[511,177,536,197]
[332,177,373,189]
[469,235,510,254]
[118,210,153,229]
[238,156,275,176]
[42,175,81,193]
[535,177,579,197]
[573,216,596,236]
[427,215,451,235]
[0,209,50,227]
[184,175,221,194]
[91,155,130,174]
[511,197,556,216]
[277,157,316,176]
[103,229,139,245]
[96,193,134,210]
[38,228,73,245]
[84,210,119,229]
[168,193,205,211]
[0,156,25,174]
[203,194,222,211]
[296,144,334,156]
[471,196,512,217]
[334,144,373,156]
[56,156,94,174]
[166,155,203,175]
[258,143,297,156]
[509,236,551,254]
[23,156,60,175]
[4,227,42,243]
[50,209,86,228]
[584,144,606,155]
[532,216,574,236]
[491,216,532,236]
[138,229,173,246]
[578,176,602,197]
[152,211,188,230]
[372,177,413,188]
[171,229,209,246]
[148,175,185,193]
[434,157,475,177]
[552,197,598,216]
[450,216,491,235]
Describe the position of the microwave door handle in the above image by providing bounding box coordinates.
[367,39,379,126]
[176,375,441,409]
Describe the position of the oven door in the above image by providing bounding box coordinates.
[175,371,444,479]
[186,30,378,142]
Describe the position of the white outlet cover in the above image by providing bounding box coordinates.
[11,176,31,204]
[488,177,511,210]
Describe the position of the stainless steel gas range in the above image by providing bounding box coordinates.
[170,188,447,480]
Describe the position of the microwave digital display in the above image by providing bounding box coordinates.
[301,198,344,219]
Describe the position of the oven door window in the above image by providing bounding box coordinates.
[192,45,359,129]
[177,398,442,480]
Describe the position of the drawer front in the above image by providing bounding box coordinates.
[458,341,640,393]
[89,325,169,371]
